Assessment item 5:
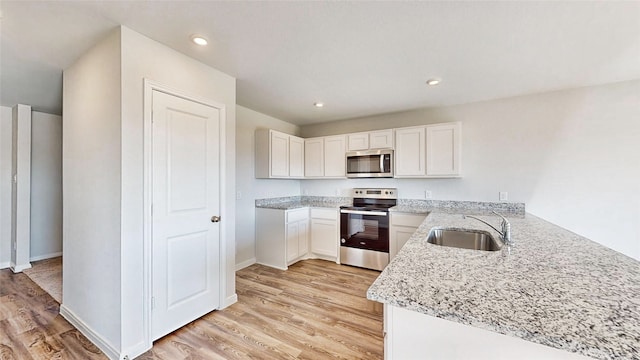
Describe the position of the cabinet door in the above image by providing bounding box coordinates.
[289,135,305,178]
[298,220,309,257]
[286,222,299,262]
[270,131,289,177]
[426,122,461,176]
[311,219,338,257]
[304,138,324,177]
[369,129,394,149]
[324,135,346,177]
[347,133,369,151]
[395,127,425,177]
[390,227,417,260]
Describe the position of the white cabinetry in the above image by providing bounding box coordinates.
[255,129,304,179]
[394,123,461,178]
[289,135,305,178]
[394,126,426,177]
[384,304,590,360]
[347,129,394,151]
[310,208,339,261]
[347,132,369,151]
[256,208,309,270]
[389,213,427,260]
[304,135,346,178]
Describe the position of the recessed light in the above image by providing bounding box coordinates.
[426,78,441,86]
[314,102,324,108]
[191,35,208,46]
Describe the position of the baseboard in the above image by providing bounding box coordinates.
[0,261,10,269]
[11,262,32,273]
[60,305,120,360]
[30,251,62,262]
[121,341,151,360]
[235,257,256,271]
[222,293,238,309]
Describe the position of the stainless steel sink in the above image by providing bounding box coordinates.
[426,227,503,251]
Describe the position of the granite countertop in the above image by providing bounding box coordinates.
[367,212,640,360]
[255,196,351,210]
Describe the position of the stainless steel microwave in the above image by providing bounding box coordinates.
[346,150,394,178]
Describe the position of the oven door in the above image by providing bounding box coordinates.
[340,209,389,252]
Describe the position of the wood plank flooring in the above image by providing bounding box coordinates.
[0,259,384,359]
[23,257,63,303]
[141,260,384,359]
[0,268,106,359]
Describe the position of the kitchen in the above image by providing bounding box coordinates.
[1,1,639,360]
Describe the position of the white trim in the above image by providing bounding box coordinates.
[120,341,150,360]
[235,257,256,271]
[223,294,238,309]
[142,78,229,347]
[60,304,119,360]
[0,261,9,269]
[10,262,32,273]
[30,251,62,262]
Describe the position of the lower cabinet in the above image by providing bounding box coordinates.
[256,208,309,270]
[310,208,339,261]
[389,212,427,260]
[256,207,339,270]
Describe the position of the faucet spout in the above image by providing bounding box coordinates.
[463,211,513,245]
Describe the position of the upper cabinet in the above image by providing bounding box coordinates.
[256,122,460,180]
[426,122,461,177]
[394,126,426,177]
[394,122,461,178]
[305,135,346,178]
[347,129,394,151]
[255,129,304,179]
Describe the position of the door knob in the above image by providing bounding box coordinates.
[211,216,221,223]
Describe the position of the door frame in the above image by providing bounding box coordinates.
[142,79,227,348]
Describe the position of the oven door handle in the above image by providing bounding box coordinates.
[340,209,388,216]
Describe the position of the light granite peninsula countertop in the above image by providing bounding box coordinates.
[367,211,640,360]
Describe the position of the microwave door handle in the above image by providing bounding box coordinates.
[380,154,384,172]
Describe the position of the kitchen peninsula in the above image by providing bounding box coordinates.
[368,207,640,360]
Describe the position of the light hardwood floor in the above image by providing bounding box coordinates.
[1,259,384,359]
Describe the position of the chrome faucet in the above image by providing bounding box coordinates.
[464,211,512,245]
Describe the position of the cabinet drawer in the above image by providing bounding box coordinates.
[310,208,338,220]
[391,213,427,227]
[286,208,308,223]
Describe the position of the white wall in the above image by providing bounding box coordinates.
[30,111,62,261]
[301,80,640,260]
[119,26,237,357]
[63,28,122,354]
[235,106,301,269]
[0,106,11,268]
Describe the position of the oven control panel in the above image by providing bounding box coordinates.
[352,188,397,199]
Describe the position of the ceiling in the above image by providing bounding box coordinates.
[1,1,639,125]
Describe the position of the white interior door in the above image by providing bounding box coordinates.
[152,90,221,340]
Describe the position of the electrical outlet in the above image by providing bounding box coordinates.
[424,190,433,199]
[236,191,242,200]
[335,188,341,196]
[499,192,508,201]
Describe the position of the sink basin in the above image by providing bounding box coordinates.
[426,227,502,251]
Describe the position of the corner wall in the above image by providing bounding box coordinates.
[235,106,301,269]
[301,80,640,260]
[62,27,123,355]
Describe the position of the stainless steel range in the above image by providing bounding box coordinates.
[339,188,397,271]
